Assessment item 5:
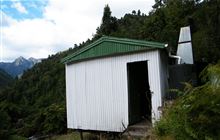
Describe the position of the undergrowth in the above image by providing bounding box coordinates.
[154,61,220,140]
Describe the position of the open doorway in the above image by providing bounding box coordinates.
[127,61,151,125]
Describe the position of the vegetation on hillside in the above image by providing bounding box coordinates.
[97,1,220,63]
[0,68,13,88]
[0,0,219,139]
[154,61,220,139]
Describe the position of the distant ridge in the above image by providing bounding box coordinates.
[0,56,41,78]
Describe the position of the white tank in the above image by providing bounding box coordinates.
[177,26,194,64]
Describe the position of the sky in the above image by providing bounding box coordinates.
[0,0,155,62]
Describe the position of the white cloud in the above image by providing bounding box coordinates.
[11,2,28,14]
[1,0,154,62]
[2,18,61,59]
[0,11,17,27]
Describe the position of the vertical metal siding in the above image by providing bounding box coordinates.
[158,51,169,121]
[159,51,169,99]
[66,50,163,132]
[146,51,163,121]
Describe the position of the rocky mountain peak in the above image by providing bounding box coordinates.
[13,56,29,66]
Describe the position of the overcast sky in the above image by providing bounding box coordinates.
[0,0,155,62]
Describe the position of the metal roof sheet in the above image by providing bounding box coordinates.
[62,36,166,63]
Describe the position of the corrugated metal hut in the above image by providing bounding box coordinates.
[62,36,168,132]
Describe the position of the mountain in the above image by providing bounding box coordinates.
[0,56,41,78]
[0,68,13,88]
[28,57,41,66]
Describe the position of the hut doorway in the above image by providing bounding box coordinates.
[127,61,151,125]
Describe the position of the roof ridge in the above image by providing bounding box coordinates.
[103,36,165,46]
[62,36,165,63]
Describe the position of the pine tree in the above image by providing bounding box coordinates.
[96,4,117,37]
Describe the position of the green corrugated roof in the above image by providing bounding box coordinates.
[62,36,166,64]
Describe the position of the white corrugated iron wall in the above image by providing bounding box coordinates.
[65,50,163,132]
[158,51,169,116]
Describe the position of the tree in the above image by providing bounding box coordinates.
[137,10,141,16]
[153,0,167,9]
[96,5,118,37]
[0,110,11,139]
[132,10,136,15]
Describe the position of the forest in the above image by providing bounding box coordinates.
[0,0,219,139]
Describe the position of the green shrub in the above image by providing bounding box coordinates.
[155,61,220,140]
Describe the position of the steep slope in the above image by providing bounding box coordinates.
[0,49,79,138]
[0,68,13,88]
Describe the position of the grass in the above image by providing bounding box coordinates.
[47,132,80,140]
[47,132,99,140]
[47,131,155,140]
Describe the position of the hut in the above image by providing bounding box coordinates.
[62,36,168,132]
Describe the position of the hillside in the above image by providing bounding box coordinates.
[0,0,219,139]
[0,68,13,88]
